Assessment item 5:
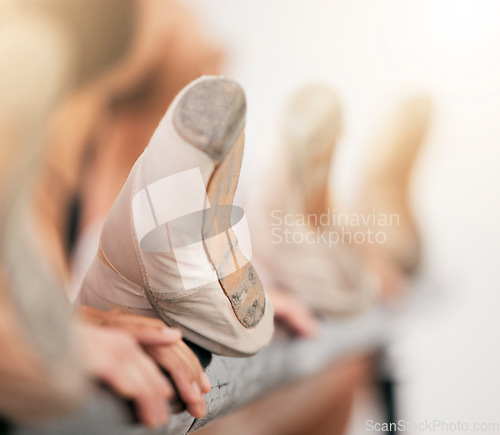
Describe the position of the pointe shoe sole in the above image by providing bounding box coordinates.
[174,80,266,328]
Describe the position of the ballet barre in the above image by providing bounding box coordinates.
[11,306,390,435]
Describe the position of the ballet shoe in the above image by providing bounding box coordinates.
[355,95,433,274]
[246,84,378,317]
[80,76,274,357]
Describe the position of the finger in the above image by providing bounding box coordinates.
[147,345,206,417]
[108,309,125,315]
[75,305,104,316]
[200,371,212,393]
[173,341,211,393]
[97,358,167,427]
[280,307,319,337]
[120,322,182,346]
[187,395,207,420]
[132,351,175,427]
[90,331,172,427]
[78,307,182,345]
[134,349,175,400]
[75,305,109,324]
[115,344,173,427]
[273,295,319,338]
[126,361,170,428]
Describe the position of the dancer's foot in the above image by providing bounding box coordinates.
[247,84,378,317]
[80,76,274,357]
[355,95,433,274]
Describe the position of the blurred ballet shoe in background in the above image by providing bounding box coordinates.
[354,95,433,275]
[246,84,378,317]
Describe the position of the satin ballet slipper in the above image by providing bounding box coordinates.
[80,76,274,357]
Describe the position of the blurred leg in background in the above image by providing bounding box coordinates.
[0,0,136,424]
[66,0,226,303]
